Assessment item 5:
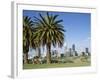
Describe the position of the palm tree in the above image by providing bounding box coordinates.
[31,35,41,57]
[23,16,34,64]
[33,12,65,64]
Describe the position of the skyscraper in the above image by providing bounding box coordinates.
[85,48,90,56]
[72,44,75,51]
[85,48,89,53]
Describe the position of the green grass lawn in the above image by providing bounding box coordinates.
[23,56,91,69]
[23,62,90,69]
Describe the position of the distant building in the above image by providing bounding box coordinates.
[71,44,78,56]
[72,44,75,51]
[85,48,90,56]
[64,45,70,57]
[85,48,89,53]
[71,51,76,56]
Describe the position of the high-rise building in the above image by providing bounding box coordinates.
[72,44,75,51]
[85,48,90,56]
[85,48,89,53]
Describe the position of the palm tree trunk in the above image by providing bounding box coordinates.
[24,53,28,64]
[38,47,41,57]
[36,48,38,56]
[47,44,51,64]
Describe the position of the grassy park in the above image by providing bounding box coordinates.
[23,56,91,69]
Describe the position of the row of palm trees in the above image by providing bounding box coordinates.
[23,12,65,64]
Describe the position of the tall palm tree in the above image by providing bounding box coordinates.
[31,35,41,57]
[33,12,65,64]
[23,16,34,64]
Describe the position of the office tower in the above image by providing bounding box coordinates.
[85,48,90,56]
[85,48,89,53]
[72,44,75,51]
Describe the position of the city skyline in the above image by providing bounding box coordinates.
[28,43,90,59]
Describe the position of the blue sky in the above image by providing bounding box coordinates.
[23,10,91,56]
